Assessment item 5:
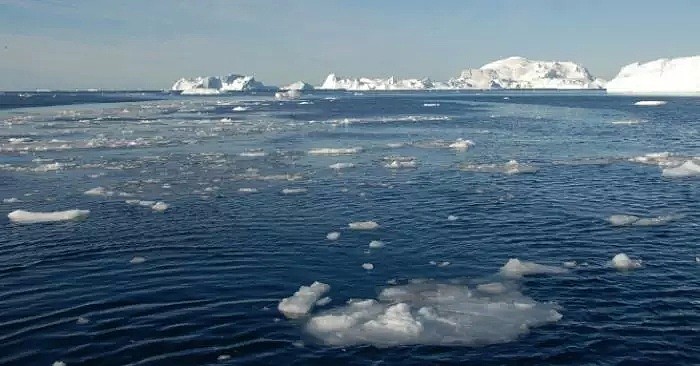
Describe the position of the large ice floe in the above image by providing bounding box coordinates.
[319,57,604,90]
[608,214,679,227]
[662,160,700,177]
[607,55,700,95]
[8,209,90,224]
[171,74,272,94]
[282,258,566,347]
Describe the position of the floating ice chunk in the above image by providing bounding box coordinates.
[309,147,363,155]
[275,89,302,100]
[504,160,537,175]
[8,209,89,224]
[76,316,90,324]
[329,162,356,170]
[326,232,340,241]
[84,187,110,196]
[238,187,258,193]
[2,197,19,203]
[305,281,563,346]
[611,253,642,270]
[437,261,450,267]
[278,281,331,318]
[282,188,307,195]
[52,361,66,366]
[447,215,458,221]
[239,149,266,157]
[362,263,375,270]
[562,261,577,268]
[662,160,700,177]
[423,103,440,107]
[232,106,248,111]
[459,160,537,175]
[608,214,678,226]
[151,201,169,212]
[217,354,231,361]
[369,240,384,248]
[448,138,475,151]
[611,119,644,125]
[130,256,146,264]
[387,142,406,148]
[349,221,379,230]
[630,152,674,166]
[499,258,567,278]
[634,100,667,106]
[316,297,332,306]
[383,156,417,169]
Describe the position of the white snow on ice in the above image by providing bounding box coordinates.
[278,281,331,319]
[8,209,89,224]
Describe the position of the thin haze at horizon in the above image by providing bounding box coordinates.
[0,0,698,90]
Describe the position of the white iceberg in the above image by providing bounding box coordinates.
[448,57,605,90]
[171,74,272,94]
[319,74,440,91]
[278,281,331,318]
[607,56,700,95]
[282,81,314,91]
[8,209,90,224]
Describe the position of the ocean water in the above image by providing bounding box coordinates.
[0,91,698,365]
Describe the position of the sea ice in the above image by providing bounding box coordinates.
[84,187,110,196]
[282,188,308,195]
[349,221,380,230]
[130,256,146,264]
[316,297,332,306]
[448,138,475,151]
[151,202,169,212]
[2,197,19,203]
[232,106,248,112]
[499,258,567,278]
[611,253,642,270]
[217,354,231,361]
[8,209,89,224]
[447,215,458,221]
[362,263,374,270]
[308,147,363,155]
[52,361,66,366]
[608,214,678,226]
[662,160,700,177]
[369,240,384,248]
[326,232,340,241]
[329,162,356,170]
[278,281,331,318]
[238,187,258,193]
[634,100,667,106]
[562,261,577,268]
[305,280,563,346]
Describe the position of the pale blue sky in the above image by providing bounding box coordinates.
[0,0,698,90]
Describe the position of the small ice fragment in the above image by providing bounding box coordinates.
[130,256,146,264]
[282,188,307,195]
[151,201,169,212]
[308,147,362,155]
[329,162,355,170]
[362,263,374,270]
[326,232,340,241]
[563,261,577,268]
[499,258,567,278]
[437,261,450,267]
[316,297,332,306]
[217,354,231,361]
[634,100,666,106]
[608,214,640,226]
[238,187,258,193]
[448,138,475,151]
[611,253,642,270]
[2,197,19,203]
[84,187,107,196]
[447,215,458,221]
[477,282,507,295]
[662,160,700,177]
[423,103,440,107]
[8,209,89,224]
[369,240,384,248]
[137,200,156,207]
[232,106,248,111]
[76,316,90,324]
[278,281,330,318]
[348,221,379,230]
[52,362,66,366]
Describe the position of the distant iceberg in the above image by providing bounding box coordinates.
[448,57,606,89]
[282,81,314,91]
[318,57,604,90]
[171,74,273,94]
[607,56,700,95]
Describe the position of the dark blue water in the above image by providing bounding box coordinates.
[0,91,698,365]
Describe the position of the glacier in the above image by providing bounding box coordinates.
[606,55,700,95]
[318,57,604,91]
[171,74,273,94]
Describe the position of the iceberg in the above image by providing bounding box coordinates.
[448,57,605,89]
[607,56,700,95]
[282,81,314,91]
[275,89,302,100]
[319,74,441,91]
[171,74,272,94]
[8,209,90,224]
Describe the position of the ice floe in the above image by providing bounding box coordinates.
[369,240,384,248]
[634,100,667,106]
[362,263,375,270]
[282,188,308,195]
[278,281,331,319]
[316,297,332,306]
[2,197,20,203]
[611,253,642,270]
[383,156,417,169]
[448,138,475,151]
[304,280,563,346]
[151,201,169,212]
[308,147,363,155]
[662,160,700,177]
[608,214,679,226]
[447,215,458,221]
[349,221,380,230]
[130,256,146,264]
[8,209,89,224]
[562,261,577,269]
[326,232,341,241]
[499,258,567,278]
[238,187,258,193]
[329,162,356,170]
[460,160,538,175]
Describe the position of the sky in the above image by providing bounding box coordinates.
[0,0,698,90]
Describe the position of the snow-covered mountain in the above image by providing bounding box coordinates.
[448,57,606,89]
[171,74,272,94]
[282,81,314,91]
[606,56,700,94]
[319,74,446,91]
[318,57,604,90]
